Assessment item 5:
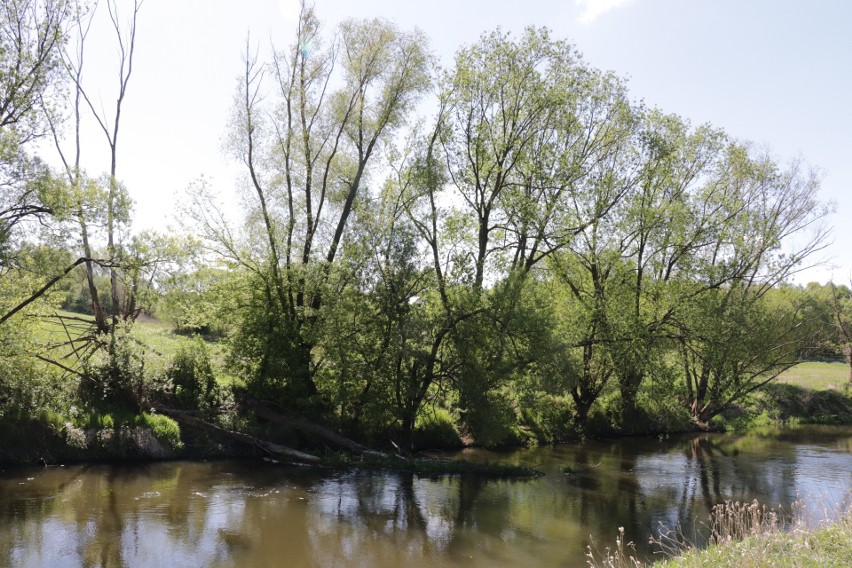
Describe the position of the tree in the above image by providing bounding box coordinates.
[677,284,807,426]
[45,0,143,334]
[0,0,71,269]
[218,2,430,407]
[0,0,79,333]
[673,148,828,425]
[397,27,635,439]
[829,283,852,384]
[437,27,634,290]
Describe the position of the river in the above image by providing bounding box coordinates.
[1,425,851,567]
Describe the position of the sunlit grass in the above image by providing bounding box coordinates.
[588,498,852,568]
[777,361,850,392]
[31,309,231,383]
[653,513,852,568]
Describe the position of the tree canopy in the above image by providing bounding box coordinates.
[0,2,840,450]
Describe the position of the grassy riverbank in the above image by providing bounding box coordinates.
[655,516,852,567]
[6,312,851,468]
[589,500,852,568]
[715,362,852,431]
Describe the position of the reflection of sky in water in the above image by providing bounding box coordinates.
[633,434,852,539]
[413,477,458,549]
[2,427,852,567]
[793,446,852,524]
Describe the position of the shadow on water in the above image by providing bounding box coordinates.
[1,424,851,567]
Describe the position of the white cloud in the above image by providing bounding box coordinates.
[575,0,635,25]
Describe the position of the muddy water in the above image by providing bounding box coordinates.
[1,425,850,567]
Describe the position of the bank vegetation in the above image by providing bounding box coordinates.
[2,1,851,465]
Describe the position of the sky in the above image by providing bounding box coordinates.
[62,0,852,284]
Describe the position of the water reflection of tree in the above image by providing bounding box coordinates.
[0,466,88,564]
[636,433,800,546]
[0,462,223,567]
[2,432,848,567]
[298,472,434,566]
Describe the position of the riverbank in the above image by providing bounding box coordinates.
[587,496,852,567]
[657,513,852,567]
[716,362,852,431]
[2,362,849,469]
[0,413,540,477]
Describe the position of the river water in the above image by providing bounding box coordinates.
[1,425,851,567]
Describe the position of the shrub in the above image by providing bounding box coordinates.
[412,407,463,450]
[463,391,529,448]
[79,329,149,413]
[165,337,217,409]
[519,395,575,443]
[136,412,183,451]
[583,392,622,437]
[0,328,71,418]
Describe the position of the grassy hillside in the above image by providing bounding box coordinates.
[777,361,850,392]
[32,310,229,379]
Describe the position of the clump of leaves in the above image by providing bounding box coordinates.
[165,336,218,410]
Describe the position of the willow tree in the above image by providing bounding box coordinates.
[551,111,828,429]
[675,150,828,426]
[602,112,731,427]
[394,27,636,441]
[225,4,430,405]
[0,0,71,285]
[437,27,635,291]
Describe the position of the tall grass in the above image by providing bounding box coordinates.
[586,526,642,567]
[587,497,852,567]
[706,500,781,545]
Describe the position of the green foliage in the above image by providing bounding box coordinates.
[462,390,532,448]
[0,317,70,418]
[582,392,623,436]
[745,383,852,427]
[678,284,809,424]
[79,327,149,413]
[631,365,692,434]
[165,336,218,409]
[81,411,116,429]
[518,395,577,443]
[412,407,463,450]
[157,266,232,336]
[2,8,838,458]
[136,412,183,450]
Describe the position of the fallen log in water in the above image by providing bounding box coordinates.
[242,397,372,455]
[158,408,321,465]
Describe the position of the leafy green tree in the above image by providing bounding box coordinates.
[0,0,73,306]
[437,26,634,290]
[672,148,828,425]
[43,0,143,333]
[677,284,809,426]
[157,264,234,337]
[213,3,430,408]
[828,283,852,383]
[394,27,636,441]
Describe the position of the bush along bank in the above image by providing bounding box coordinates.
[714,383,852,433]
[0,411,211,465]
[0,406,543,478]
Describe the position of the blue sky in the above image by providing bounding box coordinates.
[68,0,852,283]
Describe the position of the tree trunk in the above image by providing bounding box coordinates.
[244,397,369,454]
[159,408,321,464]
[619,370,643,432]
